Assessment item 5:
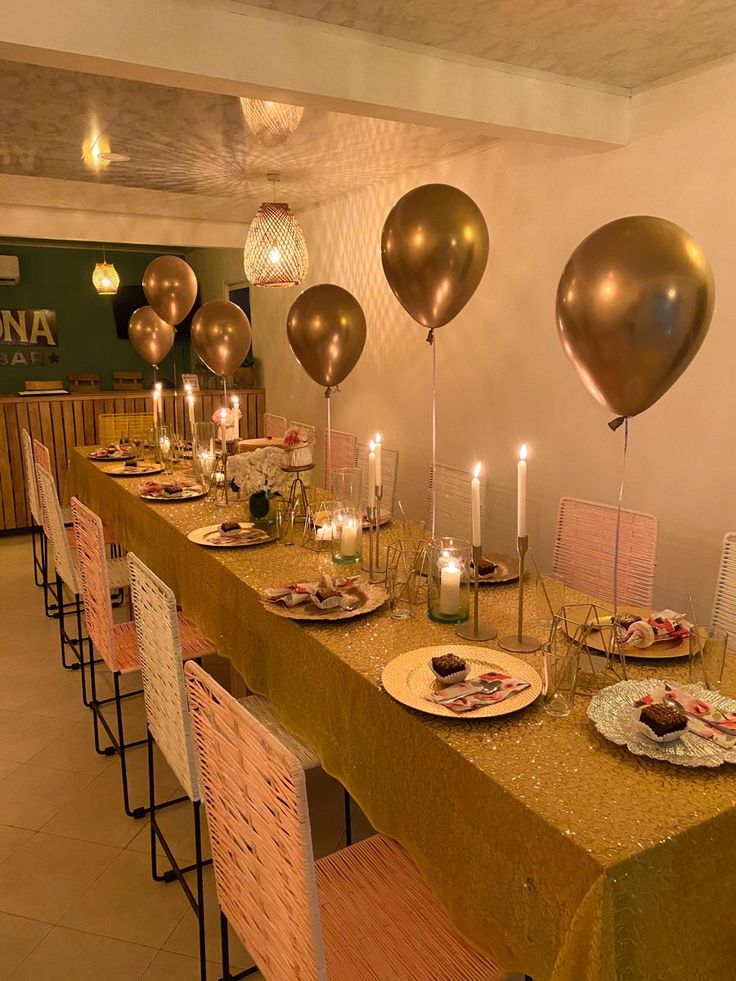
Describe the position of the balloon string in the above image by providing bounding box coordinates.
[326,390,332,486]
[431,337,437,537]
[612,417,629,678]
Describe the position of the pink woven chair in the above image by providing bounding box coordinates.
[36,466,128,692]
[30,436,79,617]
[71,496,215,818]
[263,412,287,438]
[128,553,321,981]
[21,429,45,588]
[323,429,357,492]
[553,497,658,607]
[185,661,503,981]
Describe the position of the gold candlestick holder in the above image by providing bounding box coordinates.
[456,544,498,641]
[363,486,386,583]
[499,535,542,653]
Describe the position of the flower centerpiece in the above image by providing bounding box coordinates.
[283,426,314,468]
[211,406,241,443]
[226,446,290,524]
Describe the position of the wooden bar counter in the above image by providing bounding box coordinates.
[0,388,265,531]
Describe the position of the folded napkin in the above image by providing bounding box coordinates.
[425,671,531,714]
[624,610,690,649]
[635,684,736,749]
[263,575,361,610]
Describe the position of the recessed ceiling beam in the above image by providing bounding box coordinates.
[0,0,629,147]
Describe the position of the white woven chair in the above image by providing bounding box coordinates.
[21,428,45,588]
[323,429,357,491]
[185,660,504,981]
[288,420,316,444]
[357,441,399,519]
[35,465,127,697]
[553,497,658,607]
[711,533,736,646]
[128,552,327,980]
[263,412,287,438]
[427,463,487,542]
[31,435,79,617]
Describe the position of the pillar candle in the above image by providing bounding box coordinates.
[374,432,382,489]
[471,462,481,548]
[440,561,461,616]
[368,441,376,508]
[517,444,528,538]
[340,518,358,556]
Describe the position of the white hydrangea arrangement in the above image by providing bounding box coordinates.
[227,446,290,500]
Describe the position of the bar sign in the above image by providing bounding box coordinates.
[0,309,58,346]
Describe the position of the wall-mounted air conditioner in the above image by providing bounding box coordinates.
[0,255,20,285]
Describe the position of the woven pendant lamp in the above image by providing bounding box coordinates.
[244,174,308,288]
[92,246,120,295]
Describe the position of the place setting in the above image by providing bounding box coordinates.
[260,572,387,621]
[188,519,275,548]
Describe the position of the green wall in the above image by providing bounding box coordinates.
[0,241,188,395]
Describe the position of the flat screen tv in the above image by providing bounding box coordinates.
[112,284,201,341]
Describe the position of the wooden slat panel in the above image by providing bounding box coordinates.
[0,389,263,530]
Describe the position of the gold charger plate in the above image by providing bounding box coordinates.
[472,552,519,585]
[382,644,542,719]
[106,463,164,477]
[261,582,387,622]
[565,605,694,660]
[188,523,275,548]
[139,487,207,503]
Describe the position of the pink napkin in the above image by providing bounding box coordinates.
[635,684,736,749]
[425,671,530,714]
[263,575,360,609]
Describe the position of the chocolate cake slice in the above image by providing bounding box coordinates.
[640,703,687,738]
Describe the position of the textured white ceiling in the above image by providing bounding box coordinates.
[236,0,736,89]
[0,60,491,222]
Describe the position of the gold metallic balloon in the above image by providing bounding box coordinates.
[142,256,198,326]
[286,284,366,389]
[127,306,175,367]
[381,183,489,331]
[556,216,715,418]
[191,300,252,378]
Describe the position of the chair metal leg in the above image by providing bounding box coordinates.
[218,911,259,981]
[344,789,353,846]
[32,523,44,587]
[194,801,207,981]
[114,672,146,819]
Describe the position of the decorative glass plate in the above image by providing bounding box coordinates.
[588,679,736,768]
[139,487,207,502]
[188,523,275,548]
[261,583,387,621]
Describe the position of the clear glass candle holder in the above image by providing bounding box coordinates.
[330,467,362,510]
[191,422,215,481]
[331,506,362,565]
[427,537,470,624]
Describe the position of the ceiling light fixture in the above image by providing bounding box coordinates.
[240,98,305,147]
[92,245,120,295]
[243,174,308,288]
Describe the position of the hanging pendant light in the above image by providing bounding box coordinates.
[92,245,120,295]
[240,98,304,147]
[244,174,308,288]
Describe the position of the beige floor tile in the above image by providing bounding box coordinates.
[6,925,156,981]
[17,676,91,723]
[0,762,95,830]
[0,826,34,865]
[0,759,19,781]
[27,720,115,776]
[137,949,224,981]
[0,911,52,981]
[41,766,149,849]
[163,866,255,971]
[0,710,75,764]
[61,848,189,948]
[0,831,119,923]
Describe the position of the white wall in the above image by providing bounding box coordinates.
[251,61,736,620]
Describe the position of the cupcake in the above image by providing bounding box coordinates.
[430,653,469,686]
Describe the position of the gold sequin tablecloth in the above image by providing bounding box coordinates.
[69,449,736,981]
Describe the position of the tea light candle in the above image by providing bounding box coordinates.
[471,462,481,548]
[316,525,333,541]
[159,435,171,456]
[374,432,382,489]
[340,518,358,556]
[517,444,527,538]
[440,560,461,616]
[368,441,376,508]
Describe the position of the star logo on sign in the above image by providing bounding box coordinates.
[48,352,60,363]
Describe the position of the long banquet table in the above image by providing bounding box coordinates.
[68,448,736,981]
